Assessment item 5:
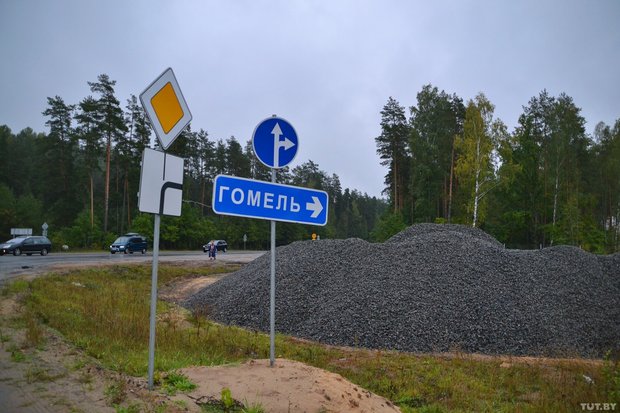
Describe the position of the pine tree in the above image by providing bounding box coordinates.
[74,95,103,228]
[88,74,127,233]
[409,85,464,222]
[42,96,79,226]
[375,97,410,214]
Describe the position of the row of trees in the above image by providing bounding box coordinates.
[376,85,620,253]
[2,75,617,253]
[0,74,386,249]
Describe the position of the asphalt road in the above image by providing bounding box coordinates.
[0,250,266,284]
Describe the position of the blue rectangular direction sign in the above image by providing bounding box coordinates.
[212,175,328,226]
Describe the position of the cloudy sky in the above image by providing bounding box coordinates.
[1,1,618,197]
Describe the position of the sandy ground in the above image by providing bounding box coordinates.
[0,261,402,413]
[179,359,400,413]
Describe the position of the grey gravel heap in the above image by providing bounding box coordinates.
[184,224,620,357]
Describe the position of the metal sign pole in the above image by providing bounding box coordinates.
[269,168,276,367]
[147,213,161,389]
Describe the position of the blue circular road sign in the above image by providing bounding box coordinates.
[252,116,298,169]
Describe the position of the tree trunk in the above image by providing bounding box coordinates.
[447,135,455,223]
[103,136,111,233]
[472,123,481,227]
[200,178,206,216]
[90,173,94,229]
[126,176,131,230]
[393,160,399,213]
[121,172,127,234]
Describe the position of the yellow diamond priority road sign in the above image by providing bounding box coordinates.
[140,68,192,150]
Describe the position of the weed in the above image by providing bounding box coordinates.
[9,344,27,362]
[197,387,247,412]
[70,358,87,371]
[395,395,427,408]
[0,328,10,344]
[77,370,93,385]
[104,378,127,406]
[1,279,29,296]
[241,401,266,413]
[25,366,64,383]
[602,351,620,401]
[221,387,235,410]
[162,371,196,395]
[114,403,141,413]
[23,310,45,348]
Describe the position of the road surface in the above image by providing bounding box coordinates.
[0,250,266,284]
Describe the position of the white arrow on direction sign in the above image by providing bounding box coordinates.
[271,122,296,168]
[280,136,295,151]
[306,196,323,218]
[271,122,282,141]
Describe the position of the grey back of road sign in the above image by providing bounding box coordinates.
[138,148,184,216]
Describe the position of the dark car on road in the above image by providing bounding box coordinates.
[110,233,148,254]
[0,236,52,256]
[202,240,228,253]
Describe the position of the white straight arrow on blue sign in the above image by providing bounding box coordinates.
[212,175,328,226]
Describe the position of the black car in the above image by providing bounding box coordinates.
[110,233,148,254]
[0,236,52,256]
[202,240,228,253]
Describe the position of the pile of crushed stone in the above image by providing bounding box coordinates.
[183,224,620,357]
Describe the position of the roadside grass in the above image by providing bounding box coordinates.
[7,264,619,413]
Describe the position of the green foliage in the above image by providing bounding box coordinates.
[371,211,406,242]
[1,76,618,252]
[9,345,27,362]
[602,351,620,402]
[374,85,619,253]
[114,404,141,413]
[221,387,235,409]
[2,86,387,246]
[375,97,410,213]
[454,94,497,227]
[163,371,197,395]
[0,183,17,236]
[409,85,465,224]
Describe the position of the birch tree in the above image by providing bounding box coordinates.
[455,93,497,227]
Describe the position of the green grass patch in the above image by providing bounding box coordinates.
[8,344,27,362]
[162,371,196,395]
[1,278,30,296]
[19,263,620,413]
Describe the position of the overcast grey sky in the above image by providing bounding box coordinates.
[1,0,618,197]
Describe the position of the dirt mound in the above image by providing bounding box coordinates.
[180,359,400,413]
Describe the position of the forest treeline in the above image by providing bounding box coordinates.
[376,85,620,253]
[0,74,385,250]
[1,75,618,253]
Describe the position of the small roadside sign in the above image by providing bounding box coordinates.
[212,174,328,226]
[138,148,184,216]
[140,68,192,150]
[252,116,298,169]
